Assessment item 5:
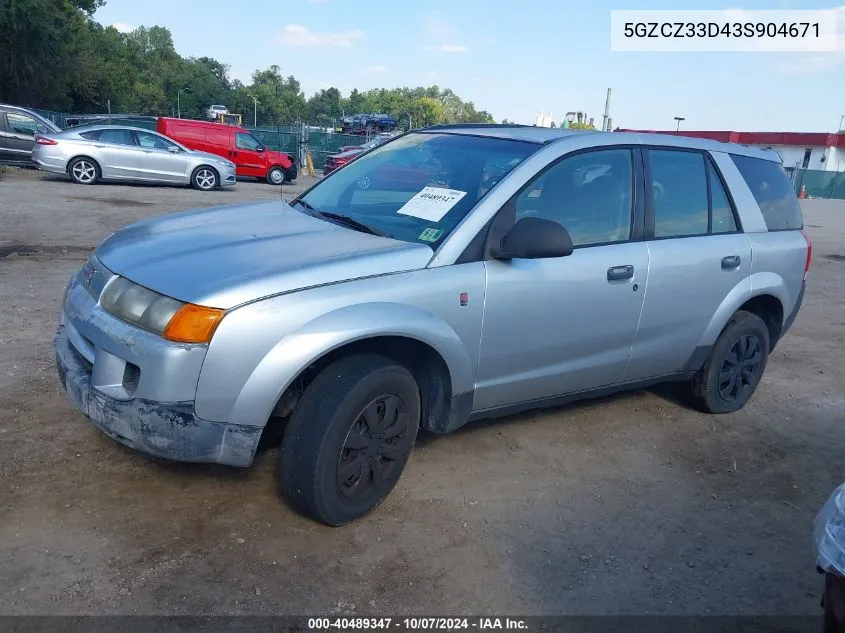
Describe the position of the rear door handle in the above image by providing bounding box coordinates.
[721,255,741,270]
[607,265,634,281]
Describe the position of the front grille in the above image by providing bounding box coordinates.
[68,341,93,375]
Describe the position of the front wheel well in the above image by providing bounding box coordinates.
[261,336,453,447]
[737,294,784,348]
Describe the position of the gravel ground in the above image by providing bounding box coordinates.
[0,169,843,617]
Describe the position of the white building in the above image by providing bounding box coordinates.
[618,129,845,172]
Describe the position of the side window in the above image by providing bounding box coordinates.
[236,133,262,151]
[649,150,709,238]
[136,131,178,151]
[98,128,136,146]
[708,162,737,234]
[514,148,633,247]
[729,153,803,231]
[79,130,101,141]
[6,112,46,136]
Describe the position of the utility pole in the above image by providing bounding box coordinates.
[674,116,685,131]
[839,114,844,133]
[408,113,413,131]
[602,88,612,132]
[252,96,259,127]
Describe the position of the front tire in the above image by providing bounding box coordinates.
[279,354,420,526]
[267,167,285,185]
[191,166,218,191]
[68,157,100,185]
[688,310,770,414]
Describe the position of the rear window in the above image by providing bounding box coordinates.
[730,154,803,231]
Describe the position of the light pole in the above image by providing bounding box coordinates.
[674,116,685,131]
[839,114,844,133]
[177,87,191,119]
[408,113,413,131]
[250,95,259,127]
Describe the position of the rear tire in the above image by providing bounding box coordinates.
[267,167,285,185]
[688,310,770,414]
[68,157,100,185]
[191,166,218,191]
[279,354,420,526]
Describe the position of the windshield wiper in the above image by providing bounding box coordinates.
[294,200,390,238]
[320,212,390,238]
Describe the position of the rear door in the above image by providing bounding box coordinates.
[625,147,751,381]
[135,130,189,183]
[233,131,267,177]
[81,127,141,179]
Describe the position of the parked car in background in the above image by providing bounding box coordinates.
[0,104,62,165]
[322,135,395,176]
[52,125,810,527]
[32,125,236,190]
[206,105,230,121]
[157,117,295,184]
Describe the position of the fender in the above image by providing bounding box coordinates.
[225,302,475,428]
[696,271,790,348]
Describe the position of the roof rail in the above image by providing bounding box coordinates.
[418,123,538,132]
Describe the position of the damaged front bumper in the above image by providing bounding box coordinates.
[53,266,262,467]
[54,324,260,467]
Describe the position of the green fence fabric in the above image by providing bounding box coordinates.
[307,131,365,169]
[248,126,299,156]
[791,169,845,200]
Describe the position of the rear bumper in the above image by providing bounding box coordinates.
[781,280,806,339]
[31,156,67,175]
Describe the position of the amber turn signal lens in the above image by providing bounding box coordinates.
[162,304,225,344]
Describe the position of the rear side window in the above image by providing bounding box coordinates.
[649,150,709,238]
[730,154,803,230]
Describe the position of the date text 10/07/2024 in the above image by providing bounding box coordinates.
[307,617,529,630]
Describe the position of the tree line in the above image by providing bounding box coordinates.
[0,0,495,128]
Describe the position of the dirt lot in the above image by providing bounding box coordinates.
[0,169,843,617]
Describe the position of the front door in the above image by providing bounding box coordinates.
[233,132,267,178]
[135,131,189,183]
[0,111,50,163]
[474,147,649,412]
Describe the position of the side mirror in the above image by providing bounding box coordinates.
[490,217,574,260]
[256,146,265,153]
[167,146,181,153]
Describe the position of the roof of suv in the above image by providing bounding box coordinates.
[417,124,779,162]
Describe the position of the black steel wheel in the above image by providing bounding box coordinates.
[279,354,420,525]
[689,310,770,414]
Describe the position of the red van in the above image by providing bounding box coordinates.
[156,117,296,184]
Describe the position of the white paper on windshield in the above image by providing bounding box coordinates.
[397,186,467,223]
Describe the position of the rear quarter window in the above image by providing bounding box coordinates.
[730,154,803,231]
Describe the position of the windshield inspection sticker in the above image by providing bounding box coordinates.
[397,186,467,222]
[418,228,444,242]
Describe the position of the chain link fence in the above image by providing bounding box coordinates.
[27,109,371,170]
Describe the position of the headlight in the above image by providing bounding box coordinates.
[217,159,235,169]
[99,277,224,344]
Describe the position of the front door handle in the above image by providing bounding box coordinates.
[721,255,741,270]
[607,265,634,281]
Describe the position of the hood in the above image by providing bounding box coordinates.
[94,200,433,309]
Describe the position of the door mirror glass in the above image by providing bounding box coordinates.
[256,145,265,153]
[491,217,574,260]
[167,146,181,153]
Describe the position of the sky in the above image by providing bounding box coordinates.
[93,0,845,132]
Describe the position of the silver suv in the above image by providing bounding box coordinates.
[54,125,811,525]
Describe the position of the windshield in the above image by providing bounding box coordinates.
[297,132,540,248]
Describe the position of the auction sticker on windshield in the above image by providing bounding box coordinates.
[397,186,467,222]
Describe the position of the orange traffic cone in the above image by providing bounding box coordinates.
[799,185,807,199]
